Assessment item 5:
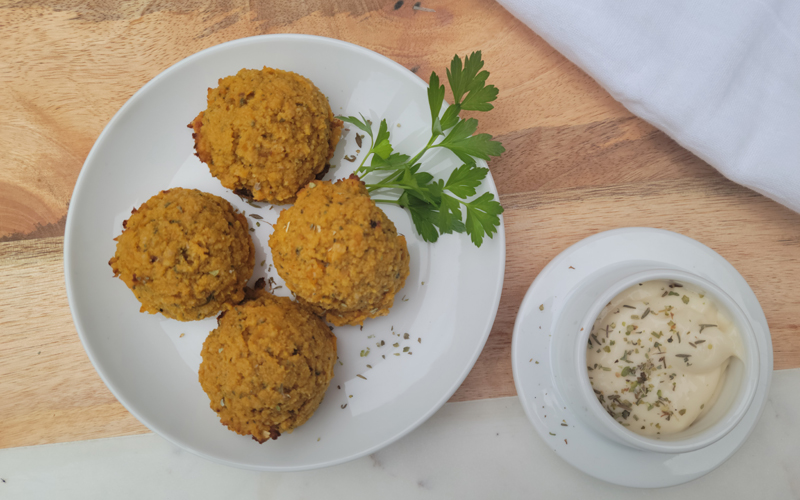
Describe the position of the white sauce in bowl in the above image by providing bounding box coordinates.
[586,280,744,436]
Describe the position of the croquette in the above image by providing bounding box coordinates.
[109,188,254,321]
[268,177,410,326]
[190,67,343,204]
[198,290,337,442]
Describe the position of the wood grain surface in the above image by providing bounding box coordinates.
[1,0,798,449]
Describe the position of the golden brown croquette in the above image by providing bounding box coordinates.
[190,67,343,204]
[109,188,254,321]
[198,290,337,442]
[268,177,410,326]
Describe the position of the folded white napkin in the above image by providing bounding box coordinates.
[498,0,800,213]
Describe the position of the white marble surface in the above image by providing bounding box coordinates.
[1,369,798,499]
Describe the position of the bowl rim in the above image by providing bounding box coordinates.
[575,268,760,454]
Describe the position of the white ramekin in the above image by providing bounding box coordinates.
[558,269,760,454]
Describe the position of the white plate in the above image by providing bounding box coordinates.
[511,227,772,488]
[64,34,505,471]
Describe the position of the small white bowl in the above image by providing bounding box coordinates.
[568,269,760,454]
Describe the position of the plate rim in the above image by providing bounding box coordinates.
[64,33,506,471]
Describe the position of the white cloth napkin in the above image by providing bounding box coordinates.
[498,0,800,213]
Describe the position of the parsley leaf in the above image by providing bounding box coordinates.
[368,152,411,172]
[428,72,446,136]
[461,80,498,112]
[371,139,393,160]
[375,119,390,148]
[436,118,505,162]
[339,114,373,139]
[400,193,440,243]
[445,163,488,198]
[437,193,462,235]
[370,119,392,159]
[448,52,484,104]
[464,192,503,247]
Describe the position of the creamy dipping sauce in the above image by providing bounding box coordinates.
[586,280,744,437]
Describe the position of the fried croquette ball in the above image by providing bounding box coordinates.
[199,290,337,442]
[190,67,343,204]
[268,177,410,326]
[109,188,254,321]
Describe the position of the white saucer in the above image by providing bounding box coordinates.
[511,227,773,488]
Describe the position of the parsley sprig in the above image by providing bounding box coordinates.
[338,52,505,247]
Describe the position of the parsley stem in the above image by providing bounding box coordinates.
[355,135,377,175]
[357,115,441,178]
[407,135,439,166]
[364,169,408,192]
[365,182,408,191]
[371,199,402,205]
[355,155,371,175]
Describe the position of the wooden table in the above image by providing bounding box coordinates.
[2,0,798,450]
